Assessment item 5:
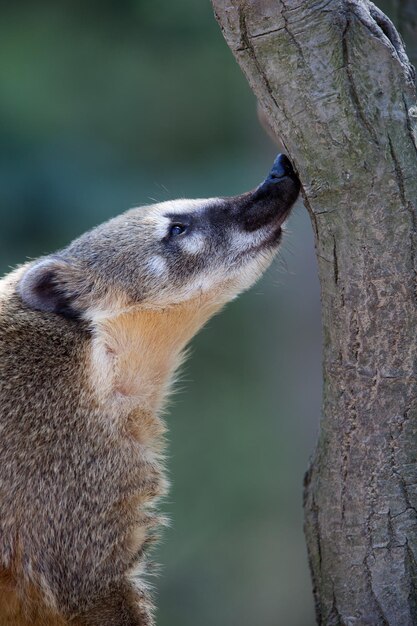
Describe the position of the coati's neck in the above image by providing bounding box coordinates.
[90,295,224,414]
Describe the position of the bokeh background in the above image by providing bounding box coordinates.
[0,1,327,624]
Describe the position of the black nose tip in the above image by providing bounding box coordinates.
[255,153,298,198]
[268,154,293,180]
[233,152,300,232]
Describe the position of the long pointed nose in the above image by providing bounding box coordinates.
[234,154,300,231]
[259,154,295,188]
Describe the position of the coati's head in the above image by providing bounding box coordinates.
[18,155,300,323]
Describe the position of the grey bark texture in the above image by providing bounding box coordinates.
[211,0,417,624]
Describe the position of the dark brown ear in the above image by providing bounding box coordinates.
[18,257,80,320]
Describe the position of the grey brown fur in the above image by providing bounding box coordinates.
[0,280,157,625]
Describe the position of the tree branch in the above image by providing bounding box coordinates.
[212,0,417,622]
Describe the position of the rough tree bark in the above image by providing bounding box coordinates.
[211,0,417,624]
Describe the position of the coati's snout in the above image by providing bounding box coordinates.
[18,154,300,317]
[233,153,300,233]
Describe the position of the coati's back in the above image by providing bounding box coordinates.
[0,155,300,625]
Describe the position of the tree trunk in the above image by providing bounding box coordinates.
[211,0,417,623]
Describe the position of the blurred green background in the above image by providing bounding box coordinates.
[0,1,323,624]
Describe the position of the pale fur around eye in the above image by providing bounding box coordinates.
[180,233,206,255]
[147,255,168,276]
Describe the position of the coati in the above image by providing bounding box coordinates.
[0,154,300,625]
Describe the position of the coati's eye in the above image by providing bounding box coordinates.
[169,223,187,237]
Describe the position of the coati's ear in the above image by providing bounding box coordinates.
[18,257,80,320]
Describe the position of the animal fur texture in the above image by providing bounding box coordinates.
[0,155,299,625]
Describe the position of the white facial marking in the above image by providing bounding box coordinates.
[181,233,205,255]
[147,255,168,277]
[228,225,271,255]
